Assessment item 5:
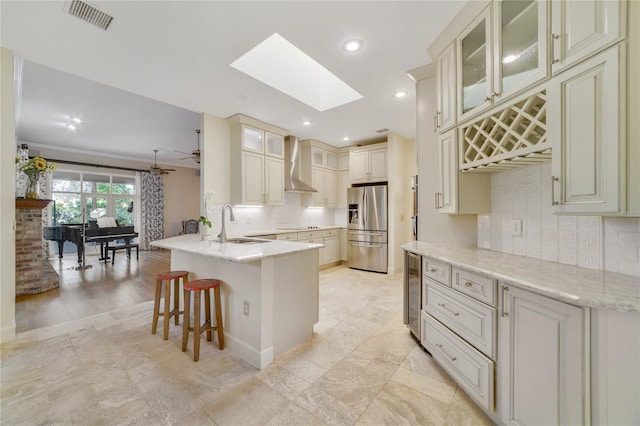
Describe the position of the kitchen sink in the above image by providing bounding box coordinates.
[216,238,270,245]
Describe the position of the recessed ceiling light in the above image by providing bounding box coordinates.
[343,136,350,141]
[343,39,363,52]
[302,120,312,126]
[231,33,362,111]
[71,117,82,123]
[67,124,77,130]
[394,91,408,98]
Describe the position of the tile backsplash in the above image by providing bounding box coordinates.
[205,192,339,236]
[478,161,640,277]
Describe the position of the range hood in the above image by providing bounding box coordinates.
[284,136,317,193]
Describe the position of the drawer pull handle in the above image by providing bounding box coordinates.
[502,286,509,317]
[430,268,437,273]
[436,343,457,362]
[438,303,460,317]
[464,281,473,288]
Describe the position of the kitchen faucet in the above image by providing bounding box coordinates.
[218,204,235,243]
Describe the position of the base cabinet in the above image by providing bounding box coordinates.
[498,284,587,425]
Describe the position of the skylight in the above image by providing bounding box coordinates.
[230,33,363,112]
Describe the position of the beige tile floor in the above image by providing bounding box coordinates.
[1,264,494,425]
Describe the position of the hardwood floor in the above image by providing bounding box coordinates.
[15,249,171,333]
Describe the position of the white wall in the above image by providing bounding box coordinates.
[1,48,17,343]
[478,161,640,278]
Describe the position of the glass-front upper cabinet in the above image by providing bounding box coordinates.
[241,125,264,153]
[265,132,284,158]
[457,1,547,121]
[495,0,547,98]
[458,7,492,120]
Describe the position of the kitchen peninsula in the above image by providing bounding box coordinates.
[151,234,323,369]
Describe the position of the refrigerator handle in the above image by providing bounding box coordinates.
[362,188,368,229]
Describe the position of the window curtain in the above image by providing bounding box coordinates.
[141,172,164,250]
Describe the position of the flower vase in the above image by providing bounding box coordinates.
[200,224,208,241]
[25,174,40,199]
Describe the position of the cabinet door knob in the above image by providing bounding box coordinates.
[491,92,501,98]
[465,281,473,287]
[430,268,437,273]
[484,96,492,102]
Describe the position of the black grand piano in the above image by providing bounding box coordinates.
[43,221,138,264]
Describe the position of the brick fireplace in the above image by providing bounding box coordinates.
[15,199,59,296]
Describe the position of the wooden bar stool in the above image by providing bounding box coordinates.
[182,279,225,361]
[152,270,188,340]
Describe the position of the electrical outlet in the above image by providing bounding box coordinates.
[243,301,250,316]
[511,218,522,236]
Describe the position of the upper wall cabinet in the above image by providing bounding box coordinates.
[458,1,548,122]
[228,115,288,207]
[549,45,624,214]
[350,143,388,184]
[550,0,625,75]
[435,42,457,132]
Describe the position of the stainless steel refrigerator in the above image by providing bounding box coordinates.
[347,185,387,273]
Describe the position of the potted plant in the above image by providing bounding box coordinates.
[197,215,211,240]
[17,156,57,199]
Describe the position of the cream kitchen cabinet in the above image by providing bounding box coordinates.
[321,229,339,265]
[549,45,624,214]
[307,167,338,208]
[550,0,625,75]
[498,284,587,425]
[338,150,350,208]
[228,115,288,206]
[436,129,490,214]
[300,140,339,208]
[435,42,456,132]
[458,1,548,122]
[237,152,284,206]
[350,143,388,184]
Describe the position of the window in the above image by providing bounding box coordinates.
[51,169,138,226]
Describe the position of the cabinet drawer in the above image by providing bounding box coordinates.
[425,282,496,359]
[423,257,451,286]
[276,233,298,241]
[298,230,323,239]
[422,312,494,413]
[452,267,497,306]
[322,229,338,237]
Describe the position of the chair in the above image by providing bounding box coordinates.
[180,219,199,235]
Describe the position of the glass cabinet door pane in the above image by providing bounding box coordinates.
[311,147,324,167]
[501,0,538,94]
[325,152,338,169]
[461,18,488,114]
[242,126,263,152]
[265,132,284,157]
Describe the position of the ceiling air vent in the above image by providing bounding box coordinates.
[376,128,389,134]
[67,0,114,31]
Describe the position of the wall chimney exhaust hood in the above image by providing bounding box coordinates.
[284,136,317,193]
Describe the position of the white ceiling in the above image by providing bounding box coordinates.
[1,1,465,168]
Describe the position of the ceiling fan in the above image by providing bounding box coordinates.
[149,149,175,175]
[176,129,201,164]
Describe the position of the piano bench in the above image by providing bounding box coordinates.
[108,244,139,265]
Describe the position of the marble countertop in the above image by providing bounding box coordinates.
[402,241,640,313]
[151,234,324,263]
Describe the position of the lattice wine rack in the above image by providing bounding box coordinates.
[460,90,551,172]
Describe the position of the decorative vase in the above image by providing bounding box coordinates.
[25,173,40,199]
[200,224,209,241]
